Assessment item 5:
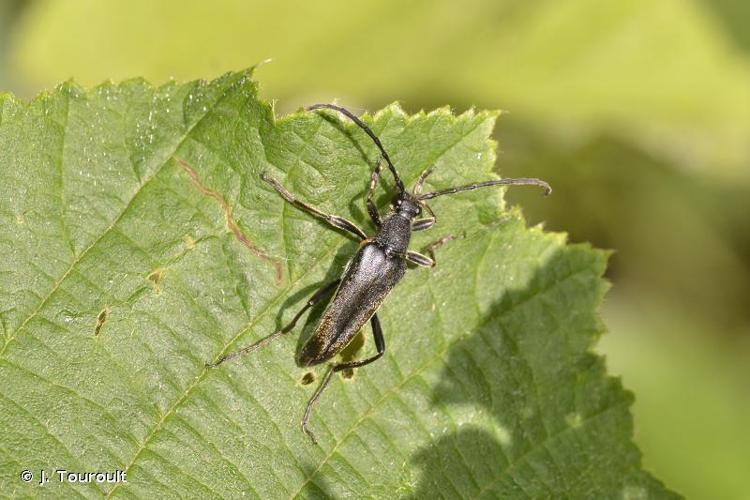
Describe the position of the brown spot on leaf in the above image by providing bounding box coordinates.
[94,308,108,336]
[147,269,162,284]
[147,268,164,293]
[301,372,315,385]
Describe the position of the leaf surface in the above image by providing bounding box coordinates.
[0,71,676,498]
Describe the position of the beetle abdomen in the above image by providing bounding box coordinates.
[297,243,406,366]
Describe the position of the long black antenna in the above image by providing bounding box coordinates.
[418,177,551,200]
[307,104,405,193]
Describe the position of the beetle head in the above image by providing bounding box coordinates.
[392,192,422,218]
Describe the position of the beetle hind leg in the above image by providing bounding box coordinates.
[207,279,340,368]
[302,313,386,444]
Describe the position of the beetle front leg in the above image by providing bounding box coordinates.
[302,313,386,444]
[413,165,435,195]
[412,197,437,232]
[261,173,368,240]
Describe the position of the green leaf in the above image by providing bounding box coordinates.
[0,70,676,498]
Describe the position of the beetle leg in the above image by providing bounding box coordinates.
[302,313,386,444]
[332,313,385,370]
[412,217,435,231]
[413,165,435,195]
[406,250,434,267]
[261,173,368,240]
[301,366,334,444]
[406,235,457,267]
[207,280,340,368]
[413,200,437,232]
[366,159,383,228]
[425,235,457,265]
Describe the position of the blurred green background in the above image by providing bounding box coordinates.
[2,1,748,497]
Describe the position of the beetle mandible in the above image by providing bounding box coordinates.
[208,104,551,444]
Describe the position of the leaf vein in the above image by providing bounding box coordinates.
[0,79,237,359]
[105,240,342,498]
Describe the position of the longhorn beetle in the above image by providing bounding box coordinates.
[208,104,551,444]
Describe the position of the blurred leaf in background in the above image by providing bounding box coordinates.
[8,0,750,178]
[601,295,750,500]
[2,0,749,497]
[0,0,23,90]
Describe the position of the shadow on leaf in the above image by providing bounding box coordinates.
[409,247,678,498]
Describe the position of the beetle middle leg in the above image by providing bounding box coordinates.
[207,279,341,368]
[261,173,367,240]
[411,217,435,232]
[302,313,385,444]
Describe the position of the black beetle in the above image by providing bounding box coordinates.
[209,104,551,443]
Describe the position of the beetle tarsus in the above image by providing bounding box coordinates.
[301,314,386,443]
[302,366,334,445]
